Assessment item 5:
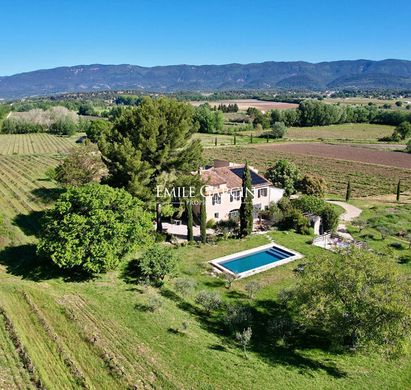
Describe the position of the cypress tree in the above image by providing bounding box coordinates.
[215,137,217,146]
[345,180,352,201]
[240,162,254,237]
[186,200,194,242]
[234,134,237,145]
[250,133,253,144]
[200,194,207,244]
[396,179,401,202]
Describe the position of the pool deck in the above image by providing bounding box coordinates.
[209,242,304,279]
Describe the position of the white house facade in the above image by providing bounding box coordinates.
[196,160,284,222]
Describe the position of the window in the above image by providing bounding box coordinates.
[258,188,268,198]
[214,212,219,219]
[230,190,241,202]
[212,193,221,205]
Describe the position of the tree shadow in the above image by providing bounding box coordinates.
[31,187,64,204]
[13,211,47,238]
[0,244,92,282]
[159,286,347,378]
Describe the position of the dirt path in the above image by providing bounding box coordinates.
[327,201,362,222]
[327,200,362,240]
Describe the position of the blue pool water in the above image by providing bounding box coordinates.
[219,246,294,274]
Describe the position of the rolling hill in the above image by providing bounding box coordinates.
[1,59,411,99]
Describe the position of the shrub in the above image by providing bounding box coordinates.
[299,174,327,197]
[138,245,178,285]
[215,219,239,236]
[406,139,411,153]
[37,184,153,274]
[224,304,252,333]
[54,144,107,186]
[236,327,253,358]
[244,281,261,299]
[284,248,411,354]
[195,291,222,314]
[173,278,197,297]
[271,121,287,139]
[393,121,411,140]
[321,205,339,232]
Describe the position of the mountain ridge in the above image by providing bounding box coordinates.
[1,59,411,99]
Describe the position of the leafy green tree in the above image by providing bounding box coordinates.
[266,159,300,196]
[393,122,411,140]
[407,139,411,153]
[37,184,153,274]
[138,245,177,285]
[54,144,107,186]
[284,249,411,353]
[84,119,111,143]
[49,118,77,136]
[194,104,224,133]
[239,162,253,237]
[99,97,202,233]
[299,174,327,197]
[271,122,287,139]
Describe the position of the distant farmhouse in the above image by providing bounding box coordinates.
[197,160,284,222]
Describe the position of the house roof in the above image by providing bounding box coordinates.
[201,164,271,189]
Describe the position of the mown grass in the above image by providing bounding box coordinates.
[1,231,411,389]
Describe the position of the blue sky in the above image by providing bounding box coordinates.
[1,0,410,76]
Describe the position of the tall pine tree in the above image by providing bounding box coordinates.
[240,162,254,237]
[98,97,202,233]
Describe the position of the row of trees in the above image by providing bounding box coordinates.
[1,107,80,135]
[267,100,411,128]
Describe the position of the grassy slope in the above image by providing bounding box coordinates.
[0,134,411,389]
[1,233,411,389]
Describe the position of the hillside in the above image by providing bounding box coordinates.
[1,59,411,98]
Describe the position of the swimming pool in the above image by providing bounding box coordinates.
[210,243,303,278]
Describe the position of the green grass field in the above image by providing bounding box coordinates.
[1,133,411,389]
[286,123,395,142]
[195,123,397,148]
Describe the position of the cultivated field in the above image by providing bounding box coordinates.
[0,133,78,155]
[190,99,298,112]
[204,145,411,197]
[256,143,411,169]
[0,155,59,219]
